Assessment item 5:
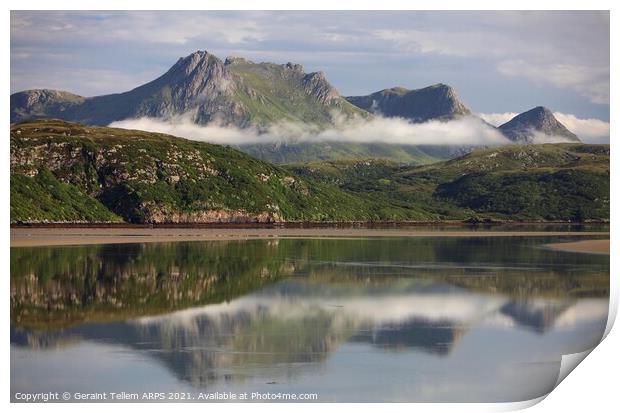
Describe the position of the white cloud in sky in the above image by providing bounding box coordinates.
[373,29,525,58]
[11,11,267,46]
[375,15,609,106]
[553,113,610,143]
[497,60,609,105]
[10,11,609,110]
[11,67,160,99]
[478,112,610,143]
[477,112,519,127]
[109,115,509,147]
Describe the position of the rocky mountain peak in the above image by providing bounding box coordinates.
[161,50,236,101]
[423,83,467,111]
[346,83,471,122]
[499,106,580,143]
[172,50,212,73]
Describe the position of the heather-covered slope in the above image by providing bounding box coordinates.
[10,120,429,223]
[289,144,609,222]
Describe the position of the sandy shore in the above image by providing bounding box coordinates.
[10,227,610,248]
[545,239,610,255]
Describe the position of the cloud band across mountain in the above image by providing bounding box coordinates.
[109,114,508,147]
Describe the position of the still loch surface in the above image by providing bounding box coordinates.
[11,235,609,402]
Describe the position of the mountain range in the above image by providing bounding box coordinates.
[11,50,580,164]
[10,51,605,224]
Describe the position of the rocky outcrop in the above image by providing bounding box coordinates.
[302,71,340,104]
[140,207,282,224]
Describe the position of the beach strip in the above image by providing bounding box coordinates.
[545,239,610,255]
[10,227,610,248]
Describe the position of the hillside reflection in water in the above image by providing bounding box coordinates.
[11,236,609,402]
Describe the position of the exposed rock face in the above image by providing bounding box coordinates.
[141,208,281,224]
[302,71,340,104]
[499,106,580,144]
[136,50,238,123]
[346,83,471,122]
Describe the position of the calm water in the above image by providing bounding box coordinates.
[10,236,609,402]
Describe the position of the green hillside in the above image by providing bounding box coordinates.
[10,120,433,223]
[239,141,441,164]
[11,170,122,223]
[10,120,609,224]
[227,58,367,127]
[288,144,610,222]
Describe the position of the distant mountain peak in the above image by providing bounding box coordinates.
[163,50,234,95]
[499,107,580,143]
[346,83,471,122]
[170,50,215,74]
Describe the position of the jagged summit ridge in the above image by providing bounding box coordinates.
[165,50,234,95]
[499,106,580,143]
[10,50,361,127]
[10,50,581,155]
[302,71,340,104]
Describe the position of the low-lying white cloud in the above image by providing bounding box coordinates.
[478,112,610,143]
[109,115,509,147]
[477,112,519,127]
[553,112,610,143]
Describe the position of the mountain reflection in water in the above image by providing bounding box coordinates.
[10,236,609,402]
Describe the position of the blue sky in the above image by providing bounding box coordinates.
[10,11,610,132]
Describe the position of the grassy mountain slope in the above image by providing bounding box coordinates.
[11,170,122,223]
[239,141,441,164]
[288,144,610,222]
[430,145,607,220]
[227,58,367,127]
